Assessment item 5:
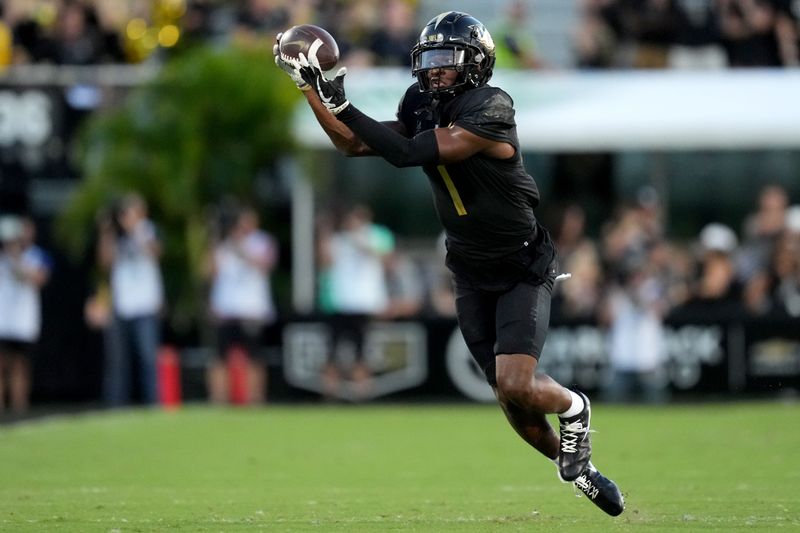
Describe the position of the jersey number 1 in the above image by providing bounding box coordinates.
[437,165,467,216]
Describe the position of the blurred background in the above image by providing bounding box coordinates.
[0,0,798,416]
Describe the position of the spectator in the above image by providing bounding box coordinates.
[573,0,618,69]
[366,0,417,67]
[774,0,799,66]
[493,0,546,69]
[54,1,106,65]
[600,189,663,281]
[174,1,219,52]
[550,204,604,321]
[736,183,789,282]
[317,203,394,400]
[380,248,425,319]
[775,206,800,316]
[600,252,671,403]
[233,0,291,46]
[744,229,800,316]
[602,0,684,68]
[677,222,745,317]
[0,215,51,414]
[206,205,278,404]
[97,193,164,407]
[669,0,728,69]
[743,183,789,240]
[321,0,380,67]
[599,192,671,403]
[12,14,52,64]
[717,0,784,67]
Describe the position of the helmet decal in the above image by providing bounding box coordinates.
[424,32,444,44]
[473,25,494,55]
[433,12,450,30]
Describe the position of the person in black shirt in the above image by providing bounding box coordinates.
[275,11,623,516]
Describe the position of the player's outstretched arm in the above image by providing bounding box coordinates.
[301,88,374,156]
[296,52,513,166]
[301,90,407,156]
[321,103,512,167]
[273,36,404,156]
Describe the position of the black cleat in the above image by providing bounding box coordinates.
[557,390,592,481]
[573,463,625,516]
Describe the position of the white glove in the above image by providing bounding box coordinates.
[297,51,350,115]
[273,33,311,91]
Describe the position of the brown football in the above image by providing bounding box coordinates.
[278,24,340,71]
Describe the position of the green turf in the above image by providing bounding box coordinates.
[0,402,798,531]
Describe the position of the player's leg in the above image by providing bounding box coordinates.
[494,279,624,515]
[493,277,592,481]
[495,375,559,460]
[456,276,623,515]
[454,281,559,459]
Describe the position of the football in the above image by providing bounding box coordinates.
[279,24,340,71]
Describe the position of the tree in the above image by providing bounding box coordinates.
[58,44,300,329]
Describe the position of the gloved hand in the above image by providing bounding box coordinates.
[273,33,310,91]
[297,51,350,115]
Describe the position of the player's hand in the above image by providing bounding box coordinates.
[297,51,350,115]
[273,33,311,91]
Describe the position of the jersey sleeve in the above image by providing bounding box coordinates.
[453,88,516,143]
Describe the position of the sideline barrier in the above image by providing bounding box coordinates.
[227,345,250,405]
[157,345,182,409]
[279,313,800,402]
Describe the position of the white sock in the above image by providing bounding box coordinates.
[558,390,585,418]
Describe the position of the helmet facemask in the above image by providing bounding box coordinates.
[412,46,488,94]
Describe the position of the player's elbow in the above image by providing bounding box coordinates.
[339,139,373,157]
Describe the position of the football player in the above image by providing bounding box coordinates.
[275,11,623,516]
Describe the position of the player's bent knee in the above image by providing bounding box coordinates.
[494,354,549,407]
[494,369,531,405]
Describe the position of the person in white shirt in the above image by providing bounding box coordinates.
[317,204,394,400]
[207,206,278,403]
[98,194,164,406]
[0,216,51,413]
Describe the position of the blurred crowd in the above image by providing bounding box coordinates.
[1,0,799,411]
[575,0,800,68]
[549,184,800,401]
[0,0,420,67]
[309,183,800,327]
[1,184,798,411]
[1,0,798,69]
[82,195,280,409]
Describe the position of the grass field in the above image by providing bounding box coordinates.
[1,401,798,532]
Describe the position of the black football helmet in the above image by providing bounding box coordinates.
[411,11,496,95]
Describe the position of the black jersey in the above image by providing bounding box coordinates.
[396,84,543,262]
